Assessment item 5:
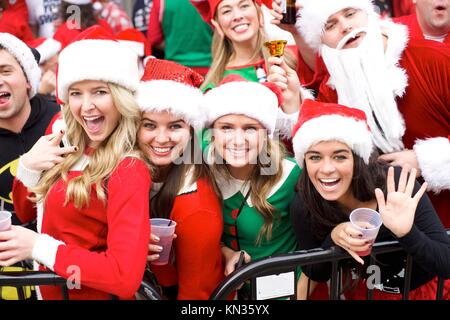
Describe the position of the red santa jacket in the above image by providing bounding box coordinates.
[297,37,450,228]
[13,156,151,299]
[395,14,450,45]
[150,175,225,300]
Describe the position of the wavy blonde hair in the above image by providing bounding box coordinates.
[201,2,297,90]
[209,135,286,245]
[32,83,143,208]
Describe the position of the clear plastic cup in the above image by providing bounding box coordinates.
[0,211,12,231]
[349,208,382,256]
[150,218,177,265]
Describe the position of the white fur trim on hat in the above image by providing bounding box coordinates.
[57,39,139,103]
[297,0,377,51]
[36,38,61,63]
[202,81,279,135]
[137,80,205,129]
[0,33,41,98]
[292,114,373,168]
[413,137,450,193]
[118,40,145,57]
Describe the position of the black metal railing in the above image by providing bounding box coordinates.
[0,270,163,300]
[209,230,450,300]
[1,230,448,301]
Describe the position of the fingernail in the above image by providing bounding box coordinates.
[60,130,64,134]
[358,234,363,238]
[74,146,79,151]
[157,246,163,252]
[154,236,160,241]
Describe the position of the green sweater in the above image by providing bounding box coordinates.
[162,0,212,67]
[218,158,300,260]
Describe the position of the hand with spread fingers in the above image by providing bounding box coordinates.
[20,130,78,171]
[375,166,428,238]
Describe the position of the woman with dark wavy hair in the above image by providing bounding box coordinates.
[290,99,450,300]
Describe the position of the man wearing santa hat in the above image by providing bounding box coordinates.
[271,0,449,230]
[0,33,60,223]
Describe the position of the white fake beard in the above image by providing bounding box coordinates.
[320,20,406,153]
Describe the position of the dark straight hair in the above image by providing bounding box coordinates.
[150,128,220,219]
[297,151,388,242]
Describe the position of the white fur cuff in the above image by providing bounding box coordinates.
[17,157,43,188]
[32,234,65,271]
[414,137,450,193]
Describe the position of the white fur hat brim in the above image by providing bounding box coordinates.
[202,81,279,135]
[293,114,374,168]
[297,0,377,51]
[35,38,61,63]
[0,32,41,98]
[57,39,139,103]
[137,80,205,129]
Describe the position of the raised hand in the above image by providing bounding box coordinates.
[375,166,428,238]
[267,56,301,114]
[21,130,78,172]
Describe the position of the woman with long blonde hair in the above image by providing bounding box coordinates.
[192,0,302,94]
[0,26,151,300]
[202,75,301,298]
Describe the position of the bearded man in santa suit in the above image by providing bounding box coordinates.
[271,0,450,229]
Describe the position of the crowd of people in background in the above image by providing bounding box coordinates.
[0,0,449,301]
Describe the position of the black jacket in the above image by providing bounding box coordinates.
[290,167,450,291]
[0,95,60,224]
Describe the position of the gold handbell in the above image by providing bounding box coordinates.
[264,40,287,57]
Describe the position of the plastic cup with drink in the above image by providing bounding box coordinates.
[0,210,12,231]
[150,218,177,265]
[349,208,382,256]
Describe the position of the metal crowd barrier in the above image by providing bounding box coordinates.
[209,229,450,300]
[0,270,163,300]
[1,230,448,301]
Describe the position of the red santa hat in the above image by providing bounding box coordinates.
[202,74,283,137]
[56,25,140,103]
[136,58,205,129]
[0,32,41,98]
[28,37,61,64]
[193,0,271,22]
[292,99,374,168]
[116,28,150,58]
[296,0,378,51]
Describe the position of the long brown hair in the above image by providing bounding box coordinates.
[150,128,220,218]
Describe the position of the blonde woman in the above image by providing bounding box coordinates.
[0,26,151,300]
[202,75,301,298]
[192,0,299,92]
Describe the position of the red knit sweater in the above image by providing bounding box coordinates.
[150,177,224,300]
[13,157,151,299]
